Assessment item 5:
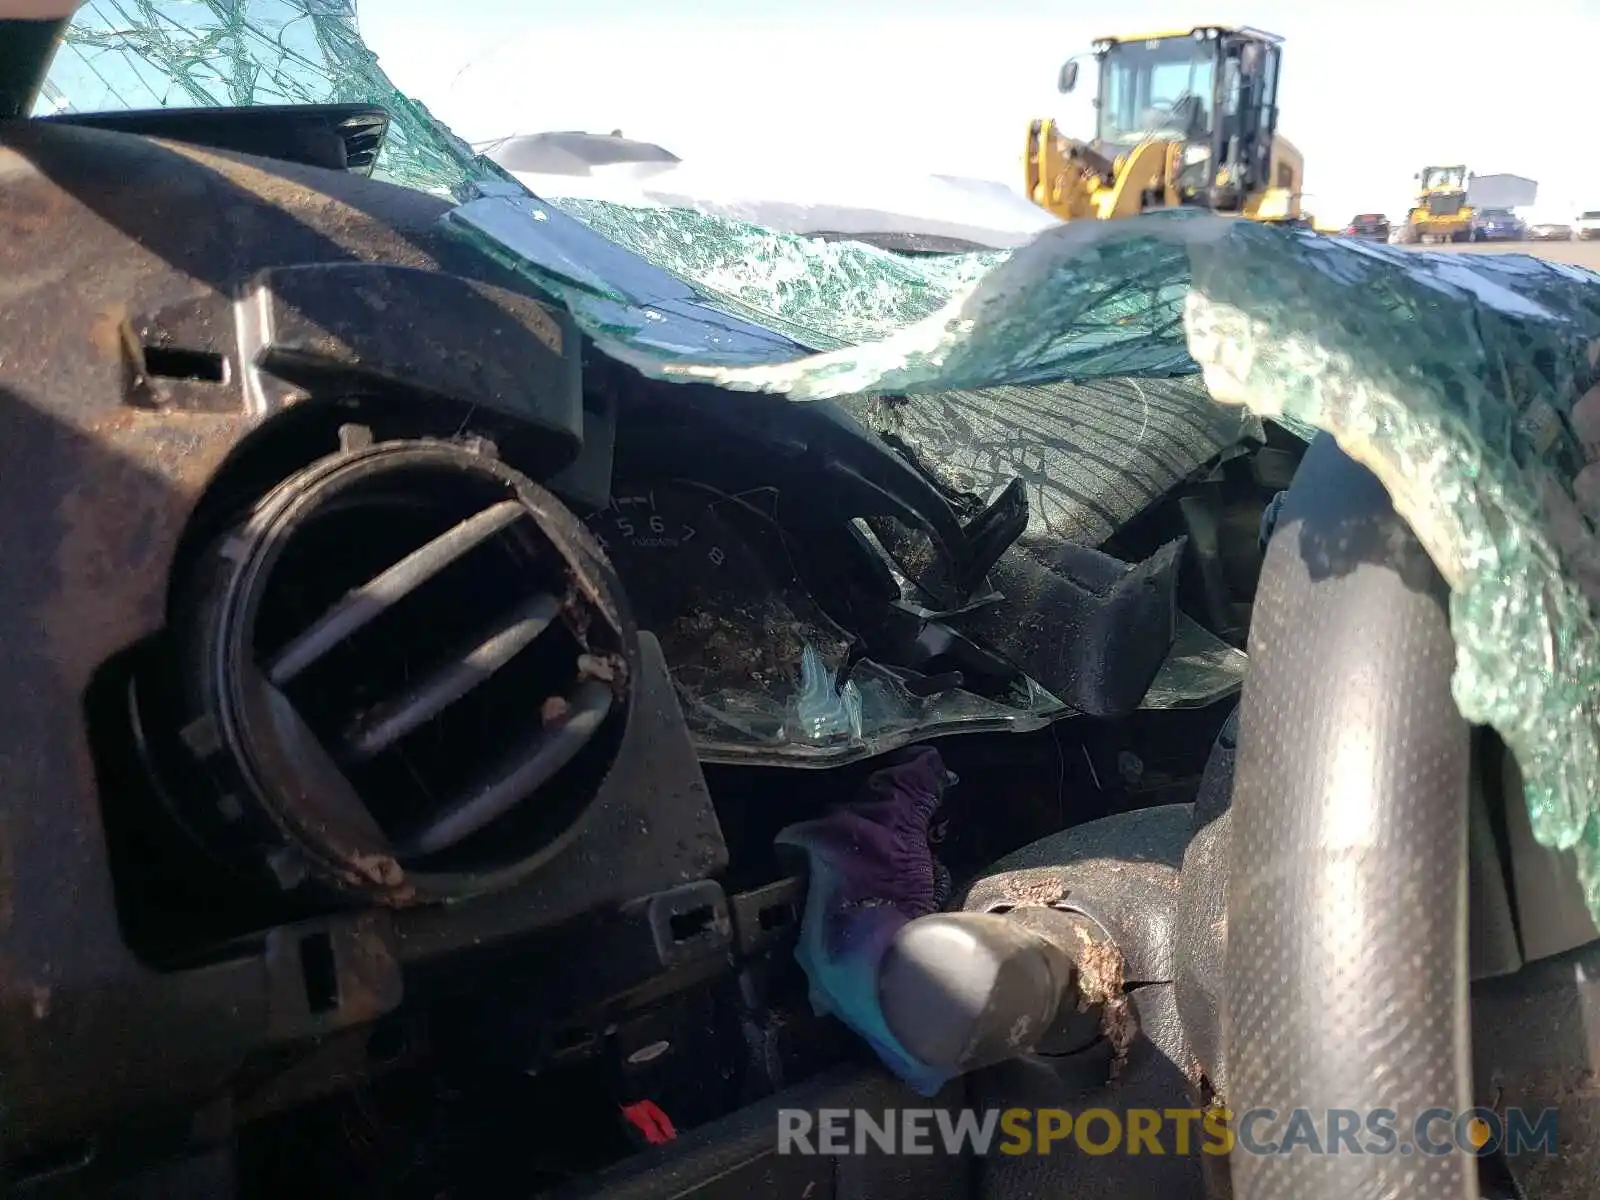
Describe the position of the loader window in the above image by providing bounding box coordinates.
[1259,45,1279,109]
[1255,43,1279,135]
[1098,39,1216,147]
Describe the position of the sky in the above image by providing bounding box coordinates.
[357,0,1597,226]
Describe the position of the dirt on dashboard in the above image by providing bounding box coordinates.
[662,590,851,697]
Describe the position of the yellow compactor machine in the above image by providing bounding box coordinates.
[1024,26,1307,226]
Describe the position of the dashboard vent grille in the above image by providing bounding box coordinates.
[173,435,633,904]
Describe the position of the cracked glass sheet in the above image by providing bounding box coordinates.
[39,0,492,198]
[52,4,1600,924]
[683,616,1243,770]
[449,187,1197,382]
[833,377,1264,550]
[690,648,1067,770]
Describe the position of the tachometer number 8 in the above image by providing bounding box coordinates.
[709,547,725,567]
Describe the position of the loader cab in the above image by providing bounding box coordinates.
[1419,165,1469,194]
[1417,165,1470,214]
[1089,26,1283,211]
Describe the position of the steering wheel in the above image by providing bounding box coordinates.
[1144,93,1203,139]
[1225,433,1476,1199]
[1144,97,1179,126]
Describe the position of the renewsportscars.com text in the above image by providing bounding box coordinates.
[776,1107,1558,1158]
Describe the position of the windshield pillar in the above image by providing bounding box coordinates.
[1092,46,1113,146]
[1,17,68,118]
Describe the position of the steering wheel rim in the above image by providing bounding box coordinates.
[1224,433,1476,1199]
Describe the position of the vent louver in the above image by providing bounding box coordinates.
[170,434,634,905]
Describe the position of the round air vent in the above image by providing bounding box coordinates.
[169,433,635,905]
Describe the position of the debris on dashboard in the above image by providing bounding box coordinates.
[1070,922,1137,1080]
[54,0,1600,919]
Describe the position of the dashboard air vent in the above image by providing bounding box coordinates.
[170,434,635,905]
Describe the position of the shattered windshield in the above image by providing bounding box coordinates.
[36,1,1600,923]
[39,0,486,196]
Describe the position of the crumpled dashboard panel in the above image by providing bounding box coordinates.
[571,350,1247,764]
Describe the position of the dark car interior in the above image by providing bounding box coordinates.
[2,20,1597,1200]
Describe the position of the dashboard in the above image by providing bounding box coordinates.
[0,108,1270,1197]
[555,346,1242,766]
[0,87,1565,1200]
[8,100,1237,770]
[554,357,1247,763]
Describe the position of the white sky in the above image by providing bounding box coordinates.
[360,0,1599,225]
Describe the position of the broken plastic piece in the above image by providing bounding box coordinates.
[788,644,864,745]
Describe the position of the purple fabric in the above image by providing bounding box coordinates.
[774,745,954,1095]
[786,745,947,916]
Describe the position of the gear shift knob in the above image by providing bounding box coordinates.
[877,908,1098,1074]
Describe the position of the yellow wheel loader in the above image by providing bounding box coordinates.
[1403,165,1475,243]
[1024,26,1307,227]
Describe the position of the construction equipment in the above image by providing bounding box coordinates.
[1403,165,1476,243]
[1024,26,1306,226]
